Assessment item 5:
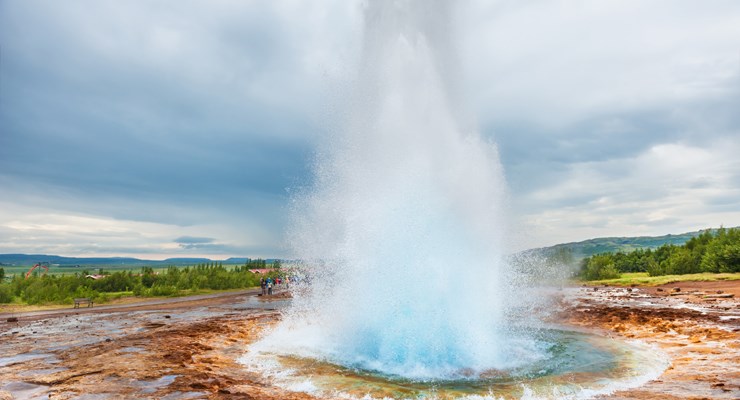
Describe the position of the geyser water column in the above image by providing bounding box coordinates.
[254,0,541,380]
[243,3,671,396]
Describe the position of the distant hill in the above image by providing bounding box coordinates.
[224,257,250,263]
[2,228,733,267]
[0,254,146,267]
[538,228,733,260]
[162,258,212,264]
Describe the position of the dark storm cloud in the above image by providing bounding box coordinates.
[173,237,242,253]
[173,238,258,254]
[174,236,215,245]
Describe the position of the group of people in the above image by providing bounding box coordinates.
[259,276,288,296]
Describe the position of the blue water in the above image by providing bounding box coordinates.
[244,328,667,399]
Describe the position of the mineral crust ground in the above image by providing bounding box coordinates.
[0,282,738,399]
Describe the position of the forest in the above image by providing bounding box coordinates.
[579,227,740,280]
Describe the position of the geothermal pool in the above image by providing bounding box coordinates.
[242,326,667,399]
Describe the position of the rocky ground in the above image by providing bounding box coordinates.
[0,291,313,400]
[561,281,740,399]
[0,282,738,399]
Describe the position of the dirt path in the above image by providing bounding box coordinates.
[0,289,263,324]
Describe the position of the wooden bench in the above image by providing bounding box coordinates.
[74,298,93,308]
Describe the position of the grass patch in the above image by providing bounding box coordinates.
[1,263,253,278]
[582,272,740,287]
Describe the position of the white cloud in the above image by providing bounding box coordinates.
[462,0,740,127]
[0,199,279,259]
[517,138,740,249]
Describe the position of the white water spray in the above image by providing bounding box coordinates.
[254,0,544,380]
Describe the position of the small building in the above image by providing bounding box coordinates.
[248,269,273,275]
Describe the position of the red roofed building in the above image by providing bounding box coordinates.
[249,269,273,275]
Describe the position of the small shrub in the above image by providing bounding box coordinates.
[0,285,13,303]
[646,258,664,276]
[580,254,621,280]
[149,284,178,297]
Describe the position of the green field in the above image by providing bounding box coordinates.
[582,272,740,286]
[0,263,246,279]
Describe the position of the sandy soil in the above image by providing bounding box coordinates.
[1,283,738,399]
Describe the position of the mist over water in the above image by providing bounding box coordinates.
[254,0,548,380]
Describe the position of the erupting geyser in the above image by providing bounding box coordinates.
[268,0,531,379]
[243,1,667,398]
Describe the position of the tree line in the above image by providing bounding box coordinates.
[0,259,283,305]
[579,227,740,280]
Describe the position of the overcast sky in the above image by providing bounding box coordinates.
[1,0,739,259]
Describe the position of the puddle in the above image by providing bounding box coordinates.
[73,394,110,400]
[18,367,69,376]
[237,296,291,310]
[120,346,144,353]
[0,353,56,368]
[1,381,48,399]
[159,391,208,399]
[133,374,179,394]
